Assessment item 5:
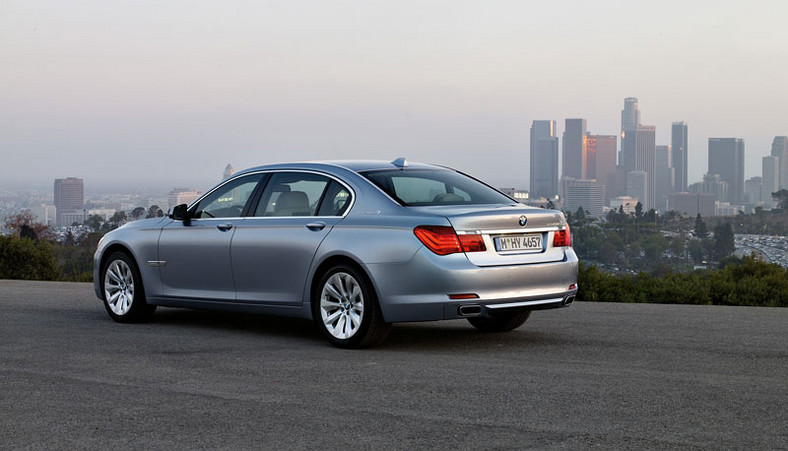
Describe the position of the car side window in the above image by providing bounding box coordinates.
[192,174,263,219]
[254,172,331,217]
[317,181,353,216]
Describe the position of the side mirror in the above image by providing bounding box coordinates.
[169,204,190,221]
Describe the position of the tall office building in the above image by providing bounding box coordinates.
[771,136,788,189]
[762,156,780,207]
[621,97,641,132]
[586,134,617,202]
[708,138,745,204]
[562,119,587,180]
[621,125,657,210]
[564,179,605,217]
[626,171,648,210]
[54,177,85,227]
[655,145,674,211]
[671,121,689,192]
[529,120,559,198]
[746,177,763,205]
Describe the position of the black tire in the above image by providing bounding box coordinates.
[100,251,156,323]
[313,264,391,348]
[467,310,531,332]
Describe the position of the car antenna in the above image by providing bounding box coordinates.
[391,157,408,168]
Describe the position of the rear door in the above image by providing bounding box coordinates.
[231,172,352,304]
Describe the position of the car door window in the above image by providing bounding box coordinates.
[192,174,262,219]
[317,181,353,216]
[254,172,331,217]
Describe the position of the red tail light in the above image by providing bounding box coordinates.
[553,224,571,247]
[414,226,486,255]
[458,234,486,252]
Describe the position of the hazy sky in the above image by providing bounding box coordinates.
[2,0,787,191]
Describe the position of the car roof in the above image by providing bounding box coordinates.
[234,159,451,176]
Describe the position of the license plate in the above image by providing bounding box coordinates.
[494,234,543,252]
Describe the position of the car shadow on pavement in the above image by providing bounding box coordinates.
[144,307,569,351]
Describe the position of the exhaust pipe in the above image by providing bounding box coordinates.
[458,304,482,317]
[563,296,575,306]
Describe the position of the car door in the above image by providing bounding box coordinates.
[158,174,264,301]
[231,172,353,304]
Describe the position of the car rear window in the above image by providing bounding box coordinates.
[360,168,514,206]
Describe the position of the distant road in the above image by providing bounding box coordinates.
[1,280,786,450]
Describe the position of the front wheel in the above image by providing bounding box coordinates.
[313,264,391,348]
[101,252,156,323]
[467,310,531,332]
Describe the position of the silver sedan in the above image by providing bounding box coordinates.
[94,159,578,348]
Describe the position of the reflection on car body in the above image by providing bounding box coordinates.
[94,159,578,348]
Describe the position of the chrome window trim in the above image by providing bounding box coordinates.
[188,169,356,220]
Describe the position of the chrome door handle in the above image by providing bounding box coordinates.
[306,222,326,231]
[216,223,233,232]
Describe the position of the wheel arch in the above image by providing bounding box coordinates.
[98,244,141,294]
[307,254,384,321]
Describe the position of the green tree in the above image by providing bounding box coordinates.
[772,189,788,210]
[4,210,49,239]
[131,206,146,220]
[0,235,60,280]
[109,210,127,225]
[84,214,103,230]
[713,222,735,261]
[146,205,163,218]
[694,214,707,239]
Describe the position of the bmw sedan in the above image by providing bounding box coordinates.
[94,159,578,348]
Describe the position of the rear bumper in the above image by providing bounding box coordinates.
[365,247,579,323]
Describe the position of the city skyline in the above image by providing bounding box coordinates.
[2,1,787,191]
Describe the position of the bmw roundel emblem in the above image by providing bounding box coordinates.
[518,215,527,227]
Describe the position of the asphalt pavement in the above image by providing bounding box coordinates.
[1,280,786,450]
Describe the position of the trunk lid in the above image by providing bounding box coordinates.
[412,204,569,267]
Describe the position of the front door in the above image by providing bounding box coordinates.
[159,174,263,301]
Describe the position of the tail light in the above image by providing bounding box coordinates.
[553,224,571,247]
[414,226,486,255]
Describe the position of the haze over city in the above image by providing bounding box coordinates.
[2,0,787,191]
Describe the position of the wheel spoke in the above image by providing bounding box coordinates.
[349,284,361,303]
[107,291,121,305]
[107,267,122,284]
[323,309,342,325]
[348,311,362,329]
[323,282,344,301]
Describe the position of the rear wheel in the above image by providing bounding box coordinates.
[467,310,531,332]
[101,252,156,323]
[313,264,391,348]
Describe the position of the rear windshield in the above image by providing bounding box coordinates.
[360,168,515,206]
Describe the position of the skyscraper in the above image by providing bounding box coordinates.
[671,121,689,192]
[529,120,559,198]
[771,136,788,190]
[562,118,587,180]
[621,125,657,210]
[656,145,674,211]
[54,177,84,227]
[708,138,745,204]
[586,134,617,202]
[762,156,779,207]
[621,97,641,132]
